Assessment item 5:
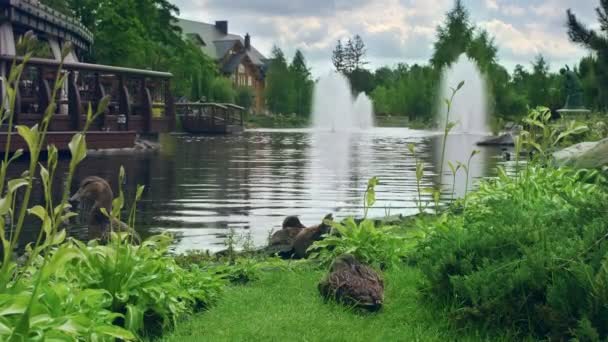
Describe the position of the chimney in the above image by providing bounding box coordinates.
[244,33,251,50]
[215,20,228,35]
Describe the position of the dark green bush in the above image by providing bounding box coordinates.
[416,166,608,340]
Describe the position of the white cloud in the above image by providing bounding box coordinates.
[174,0,593,74]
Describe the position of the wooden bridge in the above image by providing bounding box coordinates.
[176,102,245,134]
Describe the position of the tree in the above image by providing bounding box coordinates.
[348,35,368,71]
[567,1,608,109]
[332,40,346,73]
[265,46,294,114]
[431,0,474,70]
[290,50,313,116]
[528,55,551,107]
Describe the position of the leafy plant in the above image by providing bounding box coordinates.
[437,80,464,186]
[309,218,408,269]
[0,34,225,341]
[408,143,428,214]
[520,106,588,163]
[363,177,380,219]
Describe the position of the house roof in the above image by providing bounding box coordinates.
[178,18,266,67]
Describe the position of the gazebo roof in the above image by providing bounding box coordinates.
[0,0,93,51]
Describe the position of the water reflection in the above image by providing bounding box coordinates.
[14,128,508,253]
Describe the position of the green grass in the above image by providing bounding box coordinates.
[159,265,527,341]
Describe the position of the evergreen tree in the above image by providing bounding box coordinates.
[290,50,313,116]
[332,40,346,73]
[265,46,294,114]
[349,35,368,71]
[431,0,474,69]
[567,1,608,109]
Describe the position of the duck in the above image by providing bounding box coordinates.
[318,254,384,312]
[292,213,333,259]
[267,216,307,258]
[69,176,135,242]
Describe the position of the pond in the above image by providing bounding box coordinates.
[15,128,511,253]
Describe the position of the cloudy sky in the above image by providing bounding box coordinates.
[173,0,599,76]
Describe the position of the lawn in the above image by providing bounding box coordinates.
[159,265,528,341]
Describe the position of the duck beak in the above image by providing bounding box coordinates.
[68,191,82,209]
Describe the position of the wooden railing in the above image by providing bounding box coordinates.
[0,55,175,134]
[175,102,244,133]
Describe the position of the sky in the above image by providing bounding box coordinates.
[173,0,600,76]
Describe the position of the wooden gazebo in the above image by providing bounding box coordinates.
[0,0,175,152]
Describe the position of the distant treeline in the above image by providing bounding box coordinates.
[42,0,608,122]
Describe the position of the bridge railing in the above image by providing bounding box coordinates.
[175,102,244,132]
[0,55,175,134]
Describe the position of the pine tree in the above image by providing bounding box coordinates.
[431,0,474,69]
[567,1,608,110]
[332,40,346,72]
[350,35,368,70]
[290,50,313,116]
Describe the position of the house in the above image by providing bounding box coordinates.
[178,19,267,112]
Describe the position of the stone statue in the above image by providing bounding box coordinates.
[560,66,585,109]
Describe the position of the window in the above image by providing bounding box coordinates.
[248,76,253,87]
[238,64,245,73]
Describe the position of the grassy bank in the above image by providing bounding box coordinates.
[246,113,309,129]
[159,265,526,341]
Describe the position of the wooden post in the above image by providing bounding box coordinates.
[68,71,82,130]
[119,75,131,130]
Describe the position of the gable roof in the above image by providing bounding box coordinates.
[177,18,266,67]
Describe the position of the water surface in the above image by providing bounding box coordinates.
[16,128,509,252]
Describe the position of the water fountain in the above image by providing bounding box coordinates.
[312,72,374,131]
[438,54,489,134]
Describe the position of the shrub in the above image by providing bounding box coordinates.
[209,77,235,103]
[416,166,608,339]
[236,86,254,110]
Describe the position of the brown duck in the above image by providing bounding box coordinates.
[318,254,384,311]
[69,176,133,241]
[267,216,307,258]
[292,214,333,259]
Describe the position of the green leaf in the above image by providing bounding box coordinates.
[95,325,136,340]
[28,206,47,221]
[407,143,415,154]
[8,178,28,193]
[97,95,111,115]
[456,80,465,91]
[16,125,39,154]
[68,133,87,167]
